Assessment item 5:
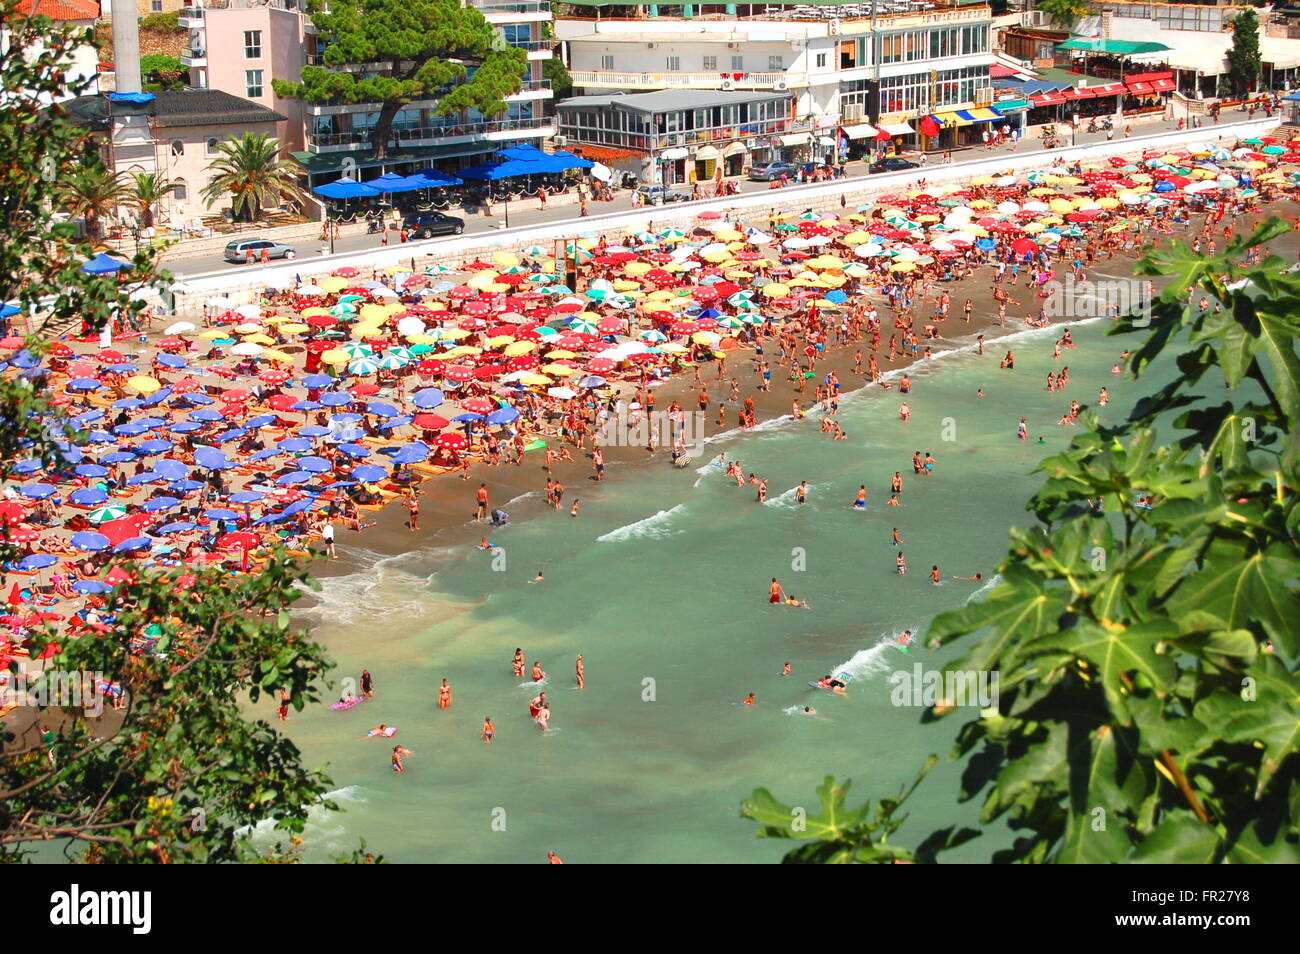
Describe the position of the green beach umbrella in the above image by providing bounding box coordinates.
[568,318,598,333]
[375,352,408,370]
[386,346,414,362]
[330,303,357,317]
[348,356,380,375]
[88,503,127,523]
[340,341,374,358]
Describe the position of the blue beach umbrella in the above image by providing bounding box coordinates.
[74,463,109,478]
[351,464,387,482]
[70,531,111,551]
[67,377,102,392]
[203,508,240,521]
[18,554,57,571]
[229,491,265,504]
[113,537,153,553]
[412,388,445,408]
[72,579,114,595]
[19,483,57,500]
[276,470,314,485]
[155,521,197,535]
[142,496,180,513]
[318,392,352,407]
[69,488,109,506]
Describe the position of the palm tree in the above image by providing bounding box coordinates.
[57,165,129,242]
[129,172,174,230]
[201,133,309,223]
[1037,0,1089,29]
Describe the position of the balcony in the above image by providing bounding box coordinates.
[556,3,991,28]
[570,70,803,92]
[306,116,556,153]
[306,80,552,115]
[558,117,813,154]
[178,6,204,28]
[472,0,552,23]
[508,38,557,60]
[180,47,207,68]
[506,78,554,99]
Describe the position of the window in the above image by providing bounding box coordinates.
[170,139,184,157]
[245,69,263,98]
[731,55,743,71]
[205,137,220,154]
[815,53,826,69]
[244,30,261,59]
[666,56,681,72]
[151,0,162,10]
[172,179,187,201]
[768,55,783,71]
[601,54,614,70]
[703,55,717,71]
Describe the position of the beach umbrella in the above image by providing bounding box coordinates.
[18,554,57,571]
[87,502,128,523]
[72,580,114,595]
[412,388,445,408]
[113,537,153,553]
[434,431,470,451]
[155,521,197,535]
[71,531,111,551]
[68,488,109,507]
[351,464,388,483]
[19,483,57,500]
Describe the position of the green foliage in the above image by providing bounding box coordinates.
[272,0,527,158]
[543,56,572,105]
[1036,0,1089,29]
[140,11,182,33]
[56,165,130,243]
[140,53,186,92]
[1,7,357,863]
[128,172,175,229]
[1227,9,1262,97]
[742,222,1300,863]
[201,132,310,223]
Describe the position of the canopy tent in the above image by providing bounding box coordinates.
[80,253,128,275]
[1056,38,1172,56]
[313,179,381,199]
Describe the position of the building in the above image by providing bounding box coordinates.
[555,0,1003,165]
[2,0,103,101]
[178,0,557,193]
[557,89,802,184]
[1009,2,1300,99]
[64,88,287,228]
[100,0,184,17]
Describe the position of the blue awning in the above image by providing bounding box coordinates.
[80,252,128,274]
[994,79,1072,96]
[313,179,381,199]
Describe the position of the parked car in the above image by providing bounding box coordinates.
[747,161,799,182]
[870,157,920,174]
[635,184,690,205]
[223,238,295,263]
[402,211,465,238]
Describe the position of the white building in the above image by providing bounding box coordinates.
[2,0,103,102]
[556,0,1001,172]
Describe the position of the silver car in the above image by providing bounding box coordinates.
[224,238,296,263]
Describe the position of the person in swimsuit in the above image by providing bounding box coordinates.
[757,478,768,502]
[796,481,808,505]
[803,706,817,716]
[853,486,867,509]
[931,565,940,584]
[575,655,584,689]
[392,745,412,772]
[531,661,545,682]
[896,552,907,575]
[741,692,756,706]
[769,578,785,604]
[952,573,983,581]
[438,678,452,710]
[529,691,547,718]
[892,528,902,546]
[781,662,791,677]
[482,717,495,743]
[891,472,903,494]
[513,649,525,678]
[360,669,374,699]
[535,704,551,731]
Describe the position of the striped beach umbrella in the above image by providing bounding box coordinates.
[348,356,380,375]
[87,503,127,523]
[340,341,374,358]
[376,352,409,371]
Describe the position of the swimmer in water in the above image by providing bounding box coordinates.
[575,655,584,690]
[741,692,756,706]
[816,675,847,695]
[891,472,903,494]
[853,485,867,509]
[531,570,544,584]
[896,552,908,575]
[796,481,808,505]
[781,662,791,677]
[479,538,497,550]
[892,527,902,546]
[392,745,412,772]
[531,661,545,682]
[768,578,786,604]
[952,573,983,581]
[513,648,525,678]
[481,716,495,743]
[438,679,452,710]
[899,630,914,647]
[931,565,940,584]
[803,706,816,716]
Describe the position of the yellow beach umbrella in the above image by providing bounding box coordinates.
[320,349,350,366]
[544,349,577,359]
[503,341,536,356]
[278,322,310,334]
[541,364,577,376]
[438,328,470,341]
[127,374,160,394]
[234,322,263,334]
[761,283,791,297]
[199,329,225,340]
[625,262,652,276]
[520,373,552,386]
[261,348,292,362]
[487,335,516,348]
[319,277,348,293]
[890,262,916,273]
[493,251,520,268]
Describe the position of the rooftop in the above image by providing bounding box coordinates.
[63,90,288,130]
[14,0,100,19]
[556,89,789,113]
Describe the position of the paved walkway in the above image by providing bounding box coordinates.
[166,115,1231,278]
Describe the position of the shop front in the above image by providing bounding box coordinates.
[839,122,881,161]
[657,146,689,185]
[693,145,720,184]
[723,140,747,177]
[923,107,1006,148]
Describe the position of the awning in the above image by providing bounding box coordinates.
[933,107,1004,127]
[1150,78,1176,92]
[880,122,914,136]
[816,135,836,146]
[694,145,721,161]
[995,99,1030,112]
[1056,38,1171,55]
[1089,82,1127,98]
[660,147,689,160]
[1127,82,1154,95]
[1124,71,1173,84]
[1030,92,1067,107]
[723,140,748,157]
[841,123,879,139]
[780,132,811,146]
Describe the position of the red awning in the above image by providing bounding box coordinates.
[1127,81,1154,95]
[1062,88,1088,100]
[1091,82,1127,97]
[1124,70,1173,84]
[1031,92,1067,106]
[1150,78,1175,92]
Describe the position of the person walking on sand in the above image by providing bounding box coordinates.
[405,492,420,532]
[475,482,489,521]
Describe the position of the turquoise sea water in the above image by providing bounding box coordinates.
[272,309,1181,863]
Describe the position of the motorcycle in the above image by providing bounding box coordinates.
[1086,116,1114,134]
